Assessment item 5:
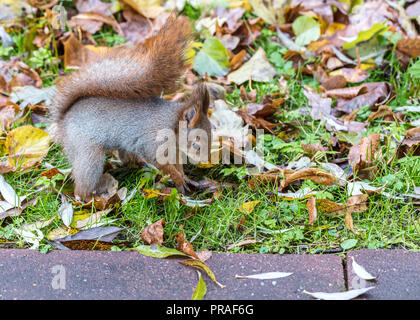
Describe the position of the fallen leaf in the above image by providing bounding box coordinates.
[174,232,200,260]
[306,196,317,225]
[351,257,376,280]
[227,239,259,250]
[141,218,165,245]
[280,168,336,190]
[56,226,122,242]
[193,37,230,77]
[121,0,165,19]
[228,47,277,85]
[131,244,187,258]
[181,259,225,288]
[192,271,207,300]
[6,125,50,170]
[239,200,260,214]
[348,133,380,171]
[397,38,420,58]
[57,194,73,227]
[303,287,374,300]
[292,15,321,46]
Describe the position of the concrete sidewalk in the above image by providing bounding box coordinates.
[0,249,418,300]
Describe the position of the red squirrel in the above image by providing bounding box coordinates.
[50,16,212,201]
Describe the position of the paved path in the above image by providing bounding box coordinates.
[0,249,418,300]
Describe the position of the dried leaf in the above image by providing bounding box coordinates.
[306,196,317,225]
[228,47,277,85]
[141,218,165,245]
[181,259,225,288]
[174,232,200,260]
[280,168,336,189]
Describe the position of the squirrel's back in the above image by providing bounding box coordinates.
[50,15,192,123]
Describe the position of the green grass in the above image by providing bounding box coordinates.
[0,7,419,255]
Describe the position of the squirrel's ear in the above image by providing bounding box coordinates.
[182,84,210,127]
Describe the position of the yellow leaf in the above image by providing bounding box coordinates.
[6,125,50,170]
[121,0,164,19]
[326,23,346,36]
[239,200,261,214]
[181,259,225,288]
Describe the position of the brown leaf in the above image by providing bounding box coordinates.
[397,38,420,58]
[240,85,257,102]
[325,85,368,99]
[59,240,115,250]
[336,82,390,114]
[0,101,19,131]
[317,194,368,216]
[367,105,399,122]
[306,196,317,225]
[69,13,124,36]
[63,34,109,68]
[230,49,247,71]
[348,133,380,171]
[301,142,328,157]
[141,218,165,246]
[40,167,64,179]
[321,75,347,90]
[280,168,336,190]
[174,233,200,260]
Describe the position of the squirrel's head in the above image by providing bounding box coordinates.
[181,84,212,163]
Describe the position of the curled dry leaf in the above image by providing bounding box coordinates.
[348,133,380,172]
[306,196,317,225]
[280,168,336,190]
[174,232,200,260]
[141,218,165,246]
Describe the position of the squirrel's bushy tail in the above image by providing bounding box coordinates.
[51,15,191,122]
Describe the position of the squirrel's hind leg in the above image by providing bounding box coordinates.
[66,142,105,202]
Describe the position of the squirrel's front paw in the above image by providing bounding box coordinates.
[176,180,191,195]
